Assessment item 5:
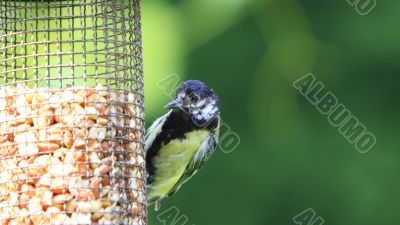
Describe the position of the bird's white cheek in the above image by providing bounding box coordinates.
[201,104,214,115]
[192,100,205,108]
[200,105,218,120]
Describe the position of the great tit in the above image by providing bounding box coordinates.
[145,80,220,211]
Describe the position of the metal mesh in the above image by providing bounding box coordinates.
[0,1,146,224]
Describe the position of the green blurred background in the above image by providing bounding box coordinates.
[142,0,400,224]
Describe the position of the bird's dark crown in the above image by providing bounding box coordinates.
[176,80,218,102]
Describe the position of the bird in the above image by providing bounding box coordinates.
[145,80,220,211]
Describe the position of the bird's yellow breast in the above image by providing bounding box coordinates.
[147,130,209,199]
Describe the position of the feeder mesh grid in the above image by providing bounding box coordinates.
[0,0,146,224]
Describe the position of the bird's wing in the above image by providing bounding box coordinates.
[145,110,172,152]
[167,134,218,197]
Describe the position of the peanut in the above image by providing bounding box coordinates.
[0,85,145,224]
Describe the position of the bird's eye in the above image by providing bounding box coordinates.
[190,95,199,102]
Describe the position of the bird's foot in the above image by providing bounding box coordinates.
[155,200,162,211]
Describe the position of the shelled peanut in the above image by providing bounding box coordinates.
[0,84,146,225]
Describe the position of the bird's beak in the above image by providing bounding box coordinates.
[164,99,182,109]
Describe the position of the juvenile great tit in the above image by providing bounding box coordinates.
[145,80,220,211]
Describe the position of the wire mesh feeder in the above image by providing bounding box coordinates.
[0,0,146,224]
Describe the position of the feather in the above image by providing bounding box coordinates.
[167,134,218,197]
[145,110,172,153]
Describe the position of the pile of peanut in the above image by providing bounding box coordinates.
[0,84,146,225]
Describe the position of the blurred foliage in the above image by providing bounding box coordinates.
[143,0,400,224]
[1,1,137,88]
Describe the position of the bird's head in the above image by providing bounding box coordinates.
[165,80,219,124]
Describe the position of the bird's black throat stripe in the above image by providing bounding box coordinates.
[146,109,219,182]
